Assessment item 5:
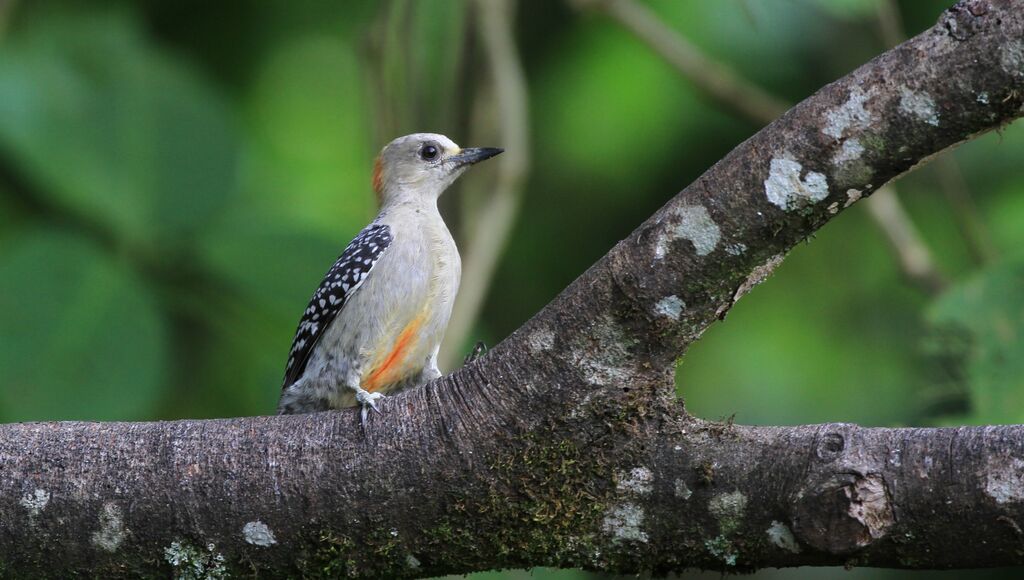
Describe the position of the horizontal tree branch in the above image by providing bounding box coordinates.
[0,0,1022,577]
[6,403,1024,576]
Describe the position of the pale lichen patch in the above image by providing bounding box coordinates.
[527,327,555,354]
[767,521,801,553]
[984,456,1024,504]
[602,503,648,543]
[827,202,839,215]
[917,455,935,480]
[165,541,228,580]
[655,205,721,259]
[574,315,638,387]
[725,242,746,256]
[20,489,50,517]
[845,188,863,207]
[406,554,421,569]
[823,86,877,139]
[654,295,685,320]
[582,360,632,387]
[889,447,903,467]
[705,535,738,566]
[709,491,748,535]
[899,87,939,126]
[674,479,692,500]
[92,502,127,553]
[616,467,654,495]
[243,521,277,547]
[764,157,829,211]
[831,138,865,165]
[1000,40,1024,77]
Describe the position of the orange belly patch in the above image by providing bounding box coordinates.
[363,315,425,392]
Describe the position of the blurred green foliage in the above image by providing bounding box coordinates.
[929,257,1024,424]
[0,1,1022,578]
[0,228,166,419]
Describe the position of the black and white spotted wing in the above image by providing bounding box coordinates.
[280,223,393,390]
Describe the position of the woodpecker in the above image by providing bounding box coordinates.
[277,133,502,421]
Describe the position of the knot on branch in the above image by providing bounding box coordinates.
[815,431,847,462]
[792,473,895,555]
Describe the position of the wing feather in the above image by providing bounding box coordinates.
[280,223,393,390]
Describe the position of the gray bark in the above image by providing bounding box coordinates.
[2,0,1024,577]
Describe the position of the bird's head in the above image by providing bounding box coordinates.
[372,133,503,207]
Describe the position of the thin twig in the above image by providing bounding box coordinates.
[574,0,948,295]
[440,0,531,369]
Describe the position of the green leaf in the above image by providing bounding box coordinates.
[0,10,238,246]
[929,256,1024,423]
[0,229,167,421]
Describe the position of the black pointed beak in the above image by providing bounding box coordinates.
[449,147,503,168]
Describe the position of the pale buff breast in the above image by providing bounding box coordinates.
[359,207,461,393]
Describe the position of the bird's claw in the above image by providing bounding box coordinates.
[356,389,386,425]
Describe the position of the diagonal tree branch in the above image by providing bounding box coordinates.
[0,1,1022,577]
[574,0,949,294]
[877,0,999,265]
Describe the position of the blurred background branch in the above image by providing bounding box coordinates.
[0,0,14,38]
[440,0,531,369]
[567,0,789,121]
[863,188,947,293]
[363,1,470,150]
[573,0,949,295]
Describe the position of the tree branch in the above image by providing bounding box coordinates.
[876,0,998,266]
[1,0,1022,577]
[573,0,950,295]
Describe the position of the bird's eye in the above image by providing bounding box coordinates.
[419,144,439,161]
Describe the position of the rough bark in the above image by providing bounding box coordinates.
[1,0,1023,577]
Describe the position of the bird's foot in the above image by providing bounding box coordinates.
[355,389,386,425]
[464,341,488,365]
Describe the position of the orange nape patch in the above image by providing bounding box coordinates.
[371,154,384,206]
[363,316,425,392]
